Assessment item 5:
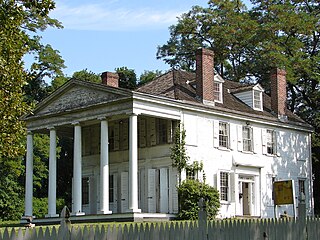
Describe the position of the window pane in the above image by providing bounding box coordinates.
[157,119,167,144]
[299,180,305,195]
[220,172,229,201]
[254,91,261,109]
[219,122,229,148]
[214,83,221,101]
[267,130,275,154]
[243,126,252,151]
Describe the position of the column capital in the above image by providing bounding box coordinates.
[98,116,109,121]
[47,126,56,130]
[72,121,81,126]
[27,130,33,135]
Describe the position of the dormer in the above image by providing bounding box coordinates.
[213,74,224,104]
[231,84,264,111]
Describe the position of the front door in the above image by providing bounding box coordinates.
[238,175,254,216]
[242,182,250,215]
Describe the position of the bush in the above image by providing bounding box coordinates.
[33,198,65,218]
[177,179,220,220]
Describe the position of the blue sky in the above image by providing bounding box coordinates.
[33,0,249,82]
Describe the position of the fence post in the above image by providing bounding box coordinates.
[198,198,207,240]
[298,192,306,239]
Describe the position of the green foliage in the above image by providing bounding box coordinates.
[170,124,189,184]
[33,197,65,218]
[115,66,137,89]
[177,179,220,220]
[139,70,162,85]
[73,69,100,83]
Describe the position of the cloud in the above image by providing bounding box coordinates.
[51,2,182,31]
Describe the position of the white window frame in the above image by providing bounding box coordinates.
[266,129,276,155]
[218,171,230,202]
[219,122,230,148]
[242,126,253,152]
[213,82,223,103]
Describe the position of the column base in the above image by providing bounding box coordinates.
[71,212,85,216]
[45,213,59,218]
[98,210,112,215]
[126,208,141,213]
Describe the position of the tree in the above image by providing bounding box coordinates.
[171,124,189,185]
[159,0,320,212]
[0,0,61,220]
[139,70,162,85]
[115,67,137,89]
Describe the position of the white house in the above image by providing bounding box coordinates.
[23,48,313,221]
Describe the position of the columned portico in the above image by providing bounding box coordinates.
[99,118,112,214]
[46,127,59,217]
[24,131,34,217]
[128,114,141,212]
[72,123,85,215]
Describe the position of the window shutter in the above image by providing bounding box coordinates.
[261,129,267,155]
[122,120,129,150]
[159,168,169,213]
[230,172,235,202]
[167,120,173,143]
[149,118,156,146]
[237,125,243,151]
[253,127,260,154]
[216,171,221,194]
[112,173,118,213]
[120,172,128,213]
[171,168,179,213]
[229,123,237,150]
[147,169,156,213]
[213,120,219,148]
[139,118,146,148]
[276,131,280,156]
[114,122,120,150]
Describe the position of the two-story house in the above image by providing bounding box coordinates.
[23,48,313,221]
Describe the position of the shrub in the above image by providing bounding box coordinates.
[177,179,220,220]
[33,198,65,218]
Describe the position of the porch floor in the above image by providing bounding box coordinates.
[21,213,177,225]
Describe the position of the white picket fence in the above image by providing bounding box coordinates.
[1,217,320,240]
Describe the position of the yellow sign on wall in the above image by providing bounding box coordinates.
[273,180,294,205]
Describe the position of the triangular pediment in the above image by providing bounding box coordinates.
[31,79,132,117]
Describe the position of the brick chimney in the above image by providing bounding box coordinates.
[270,68,287,119]
[101,71,119,88]
[196,48,215,105]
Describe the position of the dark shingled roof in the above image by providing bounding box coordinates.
[136,70,309,127]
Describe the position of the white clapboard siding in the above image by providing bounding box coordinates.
[253,126,260,154]
[120,172,128,213]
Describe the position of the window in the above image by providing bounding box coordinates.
[267,130,276,155]
[156,119,168,144]
[82,177,89,205]
[214,82,222,102]
[298,179,305,195]
[219,122,229,148]
[253,90,262,110]
[109,175,114,202]
[220,172,229,201]
[243,126,253,152]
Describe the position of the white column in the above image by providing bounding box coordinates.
[99,119,112,214]
[128,114,141,212]
[46,128,59,217]
[24,132,34,217]
[72,123,84,215]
